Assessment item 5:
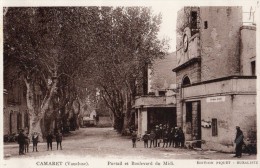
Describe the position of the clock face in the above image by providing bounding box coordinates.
[183,34,188,52]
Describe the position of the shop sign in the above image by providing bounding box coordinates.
[206,96,225,103]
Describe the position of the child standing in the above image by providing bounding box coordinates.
[162,130,169,148]
[131,130,137,148]
[142,131,149,148]
[24,133,30,153]
[149,130,156,148]
[56,130,63,150]
[32,132,39,152]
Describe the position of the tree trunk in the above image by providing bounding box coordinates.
[24,75,58,142]
[114,114,124,133]
[29,114,43,141]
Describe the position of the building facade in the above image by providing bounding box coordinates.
[3,66,29,136]
[134,53,177,137]
[173,7,256,152]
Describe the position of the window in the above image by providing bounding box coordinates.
[24,112,29,128]
[204,21,208,29]
[182,76,191,86]
[251,61,256,76]
[186,102,192,123]
[191,11,198,36]
[212,118,218,136]
[191,11,197,29]
[17,113,22,131]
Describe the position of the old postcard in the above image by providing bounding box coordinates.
[1,0,259,168]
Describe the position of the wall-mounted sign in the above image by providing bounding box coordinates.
[206,96,225,103]
[201,120,211,128]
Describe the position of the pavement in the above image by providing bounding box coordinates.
[3,127,257,160]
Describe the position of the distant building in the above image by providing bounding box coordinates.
[80,93,113,128]
[133,52,177,136]
[173,7,256,152]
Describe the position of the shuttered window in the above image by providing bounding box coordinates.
[212,118,218,136]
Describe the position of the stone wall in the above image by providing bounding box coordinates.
[149,52,176,92]
[181,77,256,152]
[175,62,201,127]
[200,7,242,81]
[176,62,201,85]
[240,26,256,75]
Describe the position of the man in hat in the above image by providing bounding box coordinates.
[174,127,179,148]
[234,126,244,158]
[17,129,25,155]
[56,130,63,150]
[142,131,149,148]
[46,131,54,151]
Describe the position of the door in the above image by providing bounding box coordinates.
[196,101,201,148]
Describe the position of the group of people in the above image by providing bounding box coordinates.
[17,129,63,155]
[46,131,63,151]
[132,125,247,159]
[131,124,185,149]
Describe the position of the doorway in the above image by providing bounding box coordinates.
[147,107,176,132]
[185,101,201,148]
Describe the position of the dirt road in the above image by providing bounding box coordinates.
[3,127,257,160]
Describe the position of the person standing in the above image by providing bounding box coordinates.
[131,130,137,148]
[162,130,169,148]
[24,132,30,153]
[149,130,156,148]
[142,131,149,148]
[46,131,54,151]
[178,127,185,148]
[234,126,244,158]
[32,132,39,152]
[56,130,63,150]
[17,129,25,155]
[174,127,179,148]
[154,125,159,147]
[168,128,174,147]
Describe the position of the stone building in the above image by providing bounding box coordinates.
[173,7,256,152]
[3,65,29,135]
[133,52,177,136]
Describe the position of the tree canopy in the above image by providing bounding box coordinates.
[4,6,169,134]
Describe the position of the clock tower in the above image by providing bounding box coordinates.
[173,7,243,144]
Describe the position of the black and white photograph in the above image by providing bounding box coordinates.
[1,0,259,168]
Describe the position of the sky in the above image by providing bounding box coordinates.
[152,5,182,52]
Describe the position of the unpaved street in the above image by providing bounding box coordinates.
[4,127,256,160]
